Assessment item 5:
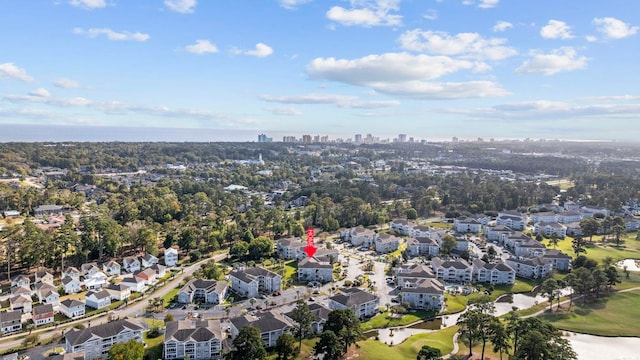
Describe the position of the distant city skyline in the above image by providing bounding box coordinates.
[1,1,639,141]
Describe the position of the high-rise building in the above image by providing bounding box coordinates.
[398,134,407,143]
[302,134,312,143]
[258,134,272,142]
[282,136,296,143]
[354,134,362,143]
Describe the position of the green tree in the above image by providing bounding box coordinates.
[571,236,586,256]
[489,320,510,360]
[230,242,249,258]
[108,339,144,360]
[540,278,559,311]
[457,310,481,358]
[549,233,560,249]
[613,224,626,247]
[605,266,621,289]
[226,326,266,360]
[579,218,600,242]
[416,345,442,360]
[405,208,418,220]
[314,330,342,360]
[275,333,296,360]
[324,309,362,354]
[248,236,274,260]
[563,272,577,310]
[440,235,457,257]
[290,300,314,353]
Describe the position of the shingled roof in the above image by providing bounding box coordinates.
[164,320,222,342]
[65,319,145,346]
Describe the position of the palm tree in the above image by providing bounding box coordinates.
[549,233,559,249]
[489,320,510,360]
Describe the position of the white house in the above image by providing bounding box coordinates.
[106,284,131,301]
[84,271,108,290]
[408,225,436,239]
[496,211,527,231]
[390,219,414,235]
[297,257,333,283]
[472,260,515,285]
[102,260,121,276]
[0,310,22,334]
[62,276,82,294]
[530,212,558,224]
[63,266,82,281]
[582,206,610,217]
[542,250,572,272]
[406,237,440,257]
[484,225,513,243]
[10,274,30,288]
[141,253,159,268]
[120,276,147,293]
[375,233,400,254]
[150,264,167,278]
[123,256,141,273]
[35,283,60,306]
[229,266,281,299]
[60,299,85,319]
[557,211,583,224]
[65,319,144,360]
[533,222,567,239]
[431,258,473,283]
[134,268,157,286]
[341,227,377,247]
[10,294,32,314]
[34,270,55,285]
[276,237,306,260]
[400,278,445,310]
[328,288,379,319]
[164,247,179,267]
[284,303,330,335]
[454,218,482,233]
[163,320,223,360]
[178,279,228,304]
[506,256,553,279]
[81,262,100,278]
[229,312,292,348]
[396,263,436,287]
[513,239,547,258]
[85,290,112,310]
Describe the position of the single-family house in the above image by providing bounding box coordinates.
[164,247,179,267]
[81,262,100,278]
[102,261,121,276]
[10,274,30,288]
[10,294,32,314]
[84,272,108,290]
[431,257,473,283]
[229,266,281,299]
[35,283,60,306]
[328,288,379,319]
[34,270,55,285]
[123,256,141,273]
[229,311,292,348]
[60,299,85,319]
[63,266,81,281]
[141,253,159,268]
[163,320,223,360]
[64,319,144,360]
[62,276,82,294]
[134,268,157,285]
[105,284,131,301]
[400,278,445,310]
[85,290,112,310]
[150,264,167,278]
[0,310,22,333]
[297,257,333,283]
[177,279,228,304]
[32,304,55,327]
[10,286,32,297]
[119,276,146,293]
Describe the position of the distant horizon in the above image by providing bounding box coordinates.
[0,123,624,144]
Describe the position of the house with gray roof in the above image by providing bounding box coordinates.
[431,257,473,283]
[472,259,516,285]
[0,310,22,334]
[60,299,85,319]
[542,250,572,271]
[229,311,292,348]
[164,320,223,360]
[229,266,281,299]
[406,236,440,257]
[375,233,400,254]
[341,227,377,247]
[10,274,30,288]
[85,290,112,310]
[178,279,228,304]
[400,278,445,310]
[10,294,32,314]
[284,303,331,334]
[297,257,333,283]
[328,288,379,319]
[506,256,553,279]
[64,319,145,360]
[32,304,54,327]
[275,237,305,260]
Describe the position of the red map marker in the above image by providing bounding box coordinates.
[304,228,317,258]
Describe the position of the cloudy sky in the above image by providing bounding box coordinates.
[1,0,639,141]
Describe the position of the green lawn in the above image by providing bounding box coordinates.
[357,326,458,359]
[425,222,453,230]
[539,289,640,336]
[443,278,539,315]
[542,233,640,264]
[162,287,180,306]
[361,310,436,331]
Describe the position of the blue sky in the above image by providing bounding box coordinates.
[1,0,639,141]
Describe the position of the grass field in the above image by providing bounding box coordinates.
[542,233,640,264]
[362,310,436,331]
[539,288,640,336]
[357,326,458,360]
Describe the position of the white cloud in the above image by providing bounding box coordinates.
[279,0,312,10]
[327,0,402,27]
[73,27,150,41]
[165,0,197,14]
[479,0,499,9]
[370,80,508,99]
[54,78,82,89]
[423,9,438,20]
[260,93,400,108]
[516,47,587,75]
[29,88,50,97]
[585,35,598,42]
[540,20,573,39]
[264,107,303,116]
[69,0,106,9]
[307,52,481,85]
[398,30,517,61]
[0,63,34,82]
[5,94,92,107]
[245,43,274,58]
[185,40,218,54]
[593,17,639,39]
[492,21,513,32]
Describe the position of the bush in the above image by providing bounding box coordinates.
[147,326,161,338]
